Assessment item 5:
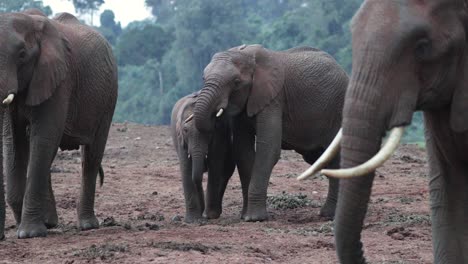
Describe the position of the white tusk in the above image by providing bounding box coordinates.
[216,108,224,117]
[2,94,14,105]
[321,127,405,179]
[188,154,191,159]
[297,129,342,180]
[184,114,194,123]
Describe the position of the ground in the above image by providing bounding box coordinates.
[0,123,432,264]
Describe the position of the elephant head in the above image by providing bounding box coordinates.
[194,44,284,132]
[299,0,468,262]
[0,11,70,107]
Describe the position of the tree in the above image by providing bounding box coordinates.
[70,0,104,25]
[0,0,52,15]
[98,9,122,45]
[115,21,173,66]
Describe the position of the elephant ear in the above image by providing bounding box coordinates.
[450,55,468,133]
[27,15,70,106]
[177,97,195,149]
[243,45,285,117]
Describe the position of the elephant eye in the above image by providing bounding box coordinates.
[234,78,241,85]
[414,39,432,61]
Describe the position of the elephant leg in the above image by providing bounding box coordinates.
[426,141,468,263]
[44,172,58,229]
[301,148,338,218]
[233,118,255,219]
[244,106,282,222]
[5,116,28,225]
[17,100,67,239]
[0,111,4,240]
[78,120,111,231]
[205,140,236,219]
[179,154,204,223]
[320,156,339,219]
[18,135,61,238]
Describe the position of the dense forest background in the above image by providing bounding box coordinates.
[1,0,424,142]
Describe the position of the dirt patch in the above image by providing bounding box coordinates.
[0,124,433,263]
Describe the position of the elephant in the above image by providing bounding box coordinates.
[193,44,349,221]
[0,10,117,239]
[171,92,235,223]
[299,0,468,263]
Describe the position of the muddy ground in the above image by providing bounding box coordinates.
[0,123,432,264]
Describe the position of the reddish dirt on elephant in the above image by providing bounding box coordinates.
[0,123,432,263]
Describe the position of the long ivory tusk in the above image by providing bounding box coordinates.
[184,114,194,123]
[321,126,405,179]
[2,94,14,105]
[297,129,342,180]
[216,108,224,117]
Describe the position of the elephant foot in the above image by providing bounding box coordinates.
[203,208,222,219]
[240,206,248,220]
[244,207,268,222]
[319,201,336,220]
[184,213,204,223]
[79,215,99,231]
[44,209,58,229]
[17,222,47,239]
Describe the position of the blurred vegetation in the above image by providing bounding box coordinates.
[2,0,425,142]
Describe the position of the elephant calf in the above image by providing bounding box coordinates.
[194,44,349,221]
[171,93,235,222]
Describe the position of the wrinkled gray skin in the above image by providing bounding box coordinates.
[171,93,235,223]
[194,45,348,221]
[0,109,4,240]
[0,10,117,239]
[334,0,468,263]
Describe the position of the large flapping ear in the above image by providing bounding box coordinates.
[27,15,70,106]
[176,97,196,149]
[241,45,285,117]
[450,55,468,133]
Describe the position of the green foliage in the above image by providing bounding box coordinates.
[0,0,52,15]
[108,0,425,142]
[115,21,172,66]
[71,0,104,14]
[98,10,121,45]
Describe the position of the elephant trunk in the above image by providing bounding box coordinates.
[194,81,222,133]
[191,151,206,215]
[334,73,386,263]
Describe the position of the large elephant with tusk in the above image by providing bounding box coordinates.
[194,44,349,221]
[0,10,117,239]
[171,93,235,223]
[299,0,468,263]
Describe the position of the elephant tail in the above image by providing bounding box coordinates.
[99,165,104,187]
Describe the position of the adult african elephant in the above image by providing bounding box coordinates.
[0,10,117,239]
[194,44,349,221]
[171,93,235,223]
[299,0,468,263]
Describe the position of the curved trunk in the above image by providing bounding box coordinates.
[194,83,220,133]
[191,153,205,215]
[334,77,385,263]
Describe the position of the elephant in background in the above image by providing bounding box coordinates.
[171,93,235,223]
[0,10,117,238]
[194,44,349,221]
[300,0,468,263]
